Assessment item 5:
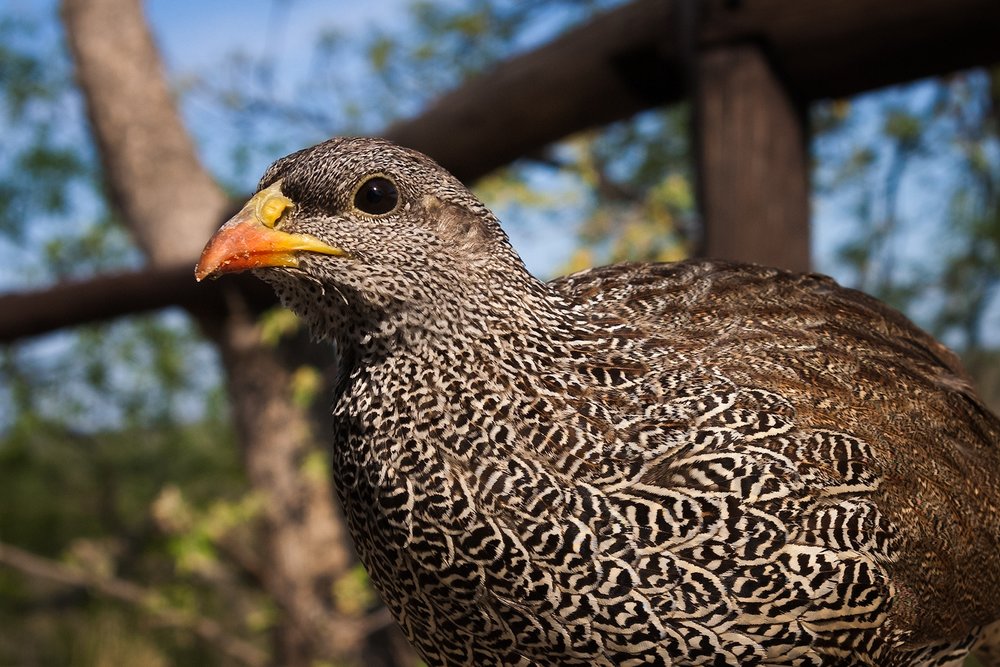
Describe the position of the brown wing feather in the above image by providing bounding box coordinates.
[553,259,1000,644]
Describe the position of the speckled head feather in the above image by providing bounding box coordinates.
[245,137,554,347]
[258,137,514,265]
[197,137,1000,667]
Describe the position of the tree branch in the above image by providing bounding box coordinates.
[385,0,678,183]
[0,540,269,667]
[0,267,275,343]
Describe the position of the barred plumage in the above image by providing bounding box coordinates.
[196,137,1000,666]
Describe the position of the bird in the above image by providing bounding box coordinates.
[195,137,1000,667]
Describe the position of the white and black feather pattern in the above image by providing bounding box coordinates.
[247,137,1000,667]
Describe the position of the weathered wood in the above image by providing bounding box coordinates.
[386,0,679,182]
[699,0,1000,102]
[392,0,1000,184]
[695,43,811,272]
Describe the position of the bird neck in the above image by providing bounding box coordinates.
[324,265,614,491]
[328,266,579,370]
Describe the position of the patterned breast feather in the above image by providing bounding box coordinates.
[331,259,1000,667]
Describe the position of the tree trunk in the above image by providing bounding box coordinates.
[59,0,401,664]
[694,42,811,271]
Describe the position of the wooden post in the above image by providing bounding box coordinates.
[694,42,811,272]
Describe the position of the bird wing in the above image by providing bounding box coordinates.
[550,260,1000,652]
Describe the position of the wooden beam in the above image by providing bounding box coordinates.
[695,43,811,271]
[390,0,1000,183]
[386,0,679,182]
[0,267,275,343]
[699,0,1000,101]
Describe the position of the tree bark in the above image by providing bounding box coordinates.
[205,300,373,665]
[61,0,228,264]
[59,1,386,664]
[695,43,811,271]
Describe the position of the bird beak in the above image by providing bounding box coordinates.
[195,181,347,281]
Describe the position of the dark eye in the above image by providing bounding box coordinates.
[353,176,399,215]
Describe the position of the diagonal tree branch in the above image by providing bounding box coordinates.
[384,0,677,182]
[0,540,269,667]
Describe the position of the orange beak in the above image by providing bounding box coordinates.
[195,182,347,281]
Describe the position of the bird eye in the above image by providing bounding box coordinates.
[353,176,399,215]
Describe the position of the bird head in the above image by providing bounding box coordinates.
[195,138,527,326]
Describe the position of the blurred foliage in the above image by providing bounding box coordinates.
[0,1,998,666]
[560,109,694,272]
[0,12,266,664]
[0,391,260,665]
[813,68,1000,409]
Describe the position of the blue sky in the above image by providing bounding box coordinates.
[145,0,403,80]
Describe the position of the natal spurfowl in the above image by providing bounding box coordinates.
[196,137,1000,666]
